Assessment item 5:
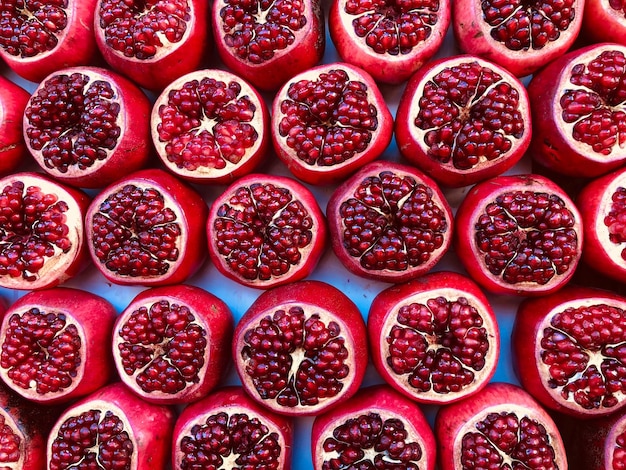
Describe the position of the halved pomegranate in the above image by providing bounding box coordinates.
[212,0,325,91]
[0,172,90,291]
[207,173,327,289]
[0,0,99,83]
[151,69,270,185]
[582,0,626,45]
[453,0,584,77]
[435,382,568,470]
[395,55,531,188]
[0,76,29,177]
[0,287,116,404]
[112,284,234,405]
[94,0,209,91]
[271,62,394,185]
[529,43,626,178]
[233,280,368,416]
[47,382,175,470]
[172,386,293,469]
[368,271,499,405]
[311,384,437,470]
[329,0,450,84]
[23,66,151,189]
[86,168,208,286]
[326,160,453,283]
[455,173,583,296]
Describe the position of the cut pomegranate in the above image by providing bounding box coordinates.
[94,0,209,91]
[582,0,626,45]
[233,280,368,416]
[172,386,293,469]
[0,287,116,404]
[0,0,98,82]
[23,66,151,189]
[271,62,393,185]
[368,271,499,405]
[86,168,208,286]
[453,0,584,77]
[395,55,531,188]
[326,160,453,283]
[455,173,583,296]
[112,284,234,404]
[329,0,450,85]
[47,382,175,470]
[0,76,29,177]
[151,69,270,185]
[529,43,626,178]
[0,172,90,291]
[212,0,325,91]
[311,384,437,470]
[207,173,327,289]
[435,382,568,470]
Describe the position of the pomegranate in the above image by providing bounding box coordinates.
[435,382,568,470]
[329,0,450,85]
[94,0,209,92]
[0,172,90,291]
[207,173,327,289]
[454,173,583,296]
[271,62,394,185]
[85,168,208,286]
[212,0,325,91]
[326,160,453,283]
[395,55,532,188]
[0,0,99,83]
[582,0,626,45]
[311,384,437,470]
[233,280,368,417]
[47,382,175,470]
[23,66,152,189]
[0,76,29,177]
[529,43,626,178]
[112,284,234,405]
[368,271,499,405]
[172,386,293,469]
[0,287,116,405]
[453,0,584,77]
[151,69,270,185]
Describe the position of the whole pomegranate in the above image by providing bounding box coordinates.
[0,76,29,177]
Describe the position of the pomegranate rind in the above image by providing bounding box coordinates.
[0,77,29,176]
[311,384,437,470]
[395,54,531,188]
[233,280,368,417]
[172,386,293,470]
[368,271,500,405]
[112,284,234,405]
[582,0,626,45]
[151,69,270,184]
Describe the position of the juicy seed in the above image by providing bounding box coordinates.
[0,414,21,464]
[605,186,626,261]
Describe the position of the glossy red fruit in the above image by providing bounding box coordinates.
[0,0,99,83]
[529,43,626,178]
[172,386,294,469]
[329,0,450,84]
[271,62,393,185]
[46,382,175,470]
[326,160,453,283]
[368,271,499,405]
[212,0,325,91]
[582,0,626,45]
[435,382,568,470]
[395,55,531,188]
[453,0,584,77]
[151,69,270,185]
[233,280,368,417]
[455,173,583,296]
[0,288,116,404]
[94,0,209,91]
[207,173,327,289]
[86,168,208,286]
[0,172,90,291]
[0,76,29,176]
[23,66,151,189]
[311,384,437,470]
[112,284,234,405]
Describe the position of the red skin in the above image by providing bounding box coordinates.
[0,77,29,176]
[582,0,626,45]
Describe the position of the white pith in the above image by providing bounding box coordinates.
[0,408,25,469]
[593,173,626,267]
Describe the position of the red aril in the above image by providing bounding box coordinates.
[0,76,29,177]
[582,0,626,45]
[395,55,531,188]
